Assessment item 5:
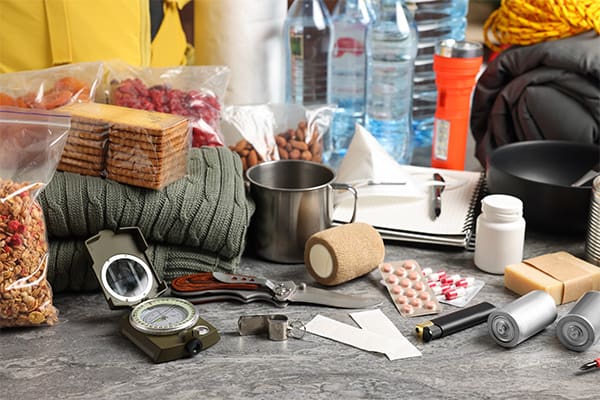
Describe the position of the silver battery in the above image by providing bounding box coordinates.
[488,290,557,348]
[556,291,600,352]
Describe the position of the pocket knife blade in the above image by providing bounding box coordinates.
[288,283,382,309]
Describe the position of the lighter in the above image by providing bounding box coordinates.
[415,302,495,342]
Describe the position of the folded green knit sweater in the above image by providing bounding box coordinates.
[47,238,243,293]
[39,147,254,292]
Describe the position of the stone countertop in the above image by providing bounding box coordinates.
[1,230,597,400]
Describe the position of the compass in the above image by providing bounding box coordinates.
[129,297,199,335]
[121,296,218,362]
[85,227,220,363]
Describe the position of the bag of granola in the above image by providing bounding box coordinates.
[0,107,70,327]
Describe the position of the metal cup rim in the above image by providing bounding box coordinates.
[246,159,336,192]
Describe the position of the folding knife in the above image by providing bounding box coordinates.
[170,272,382,309]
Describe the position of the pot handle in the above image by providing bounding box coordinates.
[331,182,357,223]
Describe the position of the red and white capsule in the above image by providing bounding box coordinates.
[428,280,441,288]
[431,286,442,295]
[455,277,475,288]
[441,274,461,285]
[427,270,447,282]
[440,284,453,294]
[444,287,467,300]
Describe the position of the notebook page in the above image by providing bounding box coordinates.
[334,166,482,236]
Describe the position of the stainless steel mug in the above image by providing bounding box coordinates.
[247,160,357,263]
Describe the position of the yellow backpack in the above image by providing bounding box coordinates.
[0,0,189,73]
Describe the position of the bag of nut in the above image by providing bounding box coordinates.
[224,103,334,174]
[271,103,333,164]
[0,107,71,327]
[222,104,279,173]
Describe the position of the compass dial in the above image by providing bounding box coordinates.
[129,298,199,335]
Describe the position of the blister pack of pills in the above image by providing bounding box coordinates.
[379,260,441,317]
[423,268,484,308]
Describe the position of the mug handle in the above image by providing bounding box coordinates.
[331,182,357,223]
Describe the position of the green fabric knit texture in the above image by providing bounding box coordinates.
[39,147,254,293]
[46,239,244,293]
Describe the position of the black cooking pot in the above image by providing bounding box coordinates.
[486,141,600,234]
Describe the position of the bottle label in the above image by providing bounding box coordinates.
[290,32,303,59]
[333,37,364,58]
[288,27,329,104]
[433,118,450,161]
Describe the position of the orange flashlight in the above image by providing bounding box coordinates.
[431,40,483,170]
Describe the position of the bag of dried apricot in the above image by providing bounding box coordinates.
[0,61,103,110]
[0,107,70,327]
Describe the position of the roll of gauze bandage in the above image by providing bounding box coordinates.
[304,223,385,286]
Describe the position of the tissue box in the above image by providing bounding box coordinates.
[504,251,600,305]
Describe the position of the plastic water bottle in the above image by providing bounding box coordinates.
[324,0,373,169]
[406,0,469,150]
[284,0,333,106]
[364,0,418,165]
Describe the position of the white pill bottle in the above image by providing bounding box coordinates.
[474,194,526,274]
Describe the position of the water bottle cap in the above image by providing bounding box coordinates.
[435,39,483,59]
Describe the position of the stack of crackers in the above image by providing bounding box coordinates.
[57,117,108,177]
[58,103,189,190]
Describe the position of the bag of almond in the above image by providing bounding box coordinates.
[221,104,278,174]
[270,103,334,164]
[223,103,335,175]
[0,106,70,327]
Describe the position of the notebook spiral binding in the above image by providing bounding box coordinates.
[463,171,488,251]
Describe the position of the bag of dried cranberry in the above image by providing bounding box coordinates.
[104,61,230,148]
[0,107,71,327]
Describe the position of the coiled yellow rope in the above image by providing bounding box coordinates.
[484,0,600,52]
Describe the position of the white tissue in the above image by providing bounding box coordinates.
[335,124,423,199]
[337,125,407,183]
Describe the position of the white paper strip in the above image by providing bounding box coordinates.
[350,309,421,359]
[305,313,420,361]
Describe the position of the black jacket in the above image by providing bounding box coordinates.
[470,30,600,167]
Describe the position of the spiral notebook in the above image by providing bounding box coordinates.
[333,166,486,250]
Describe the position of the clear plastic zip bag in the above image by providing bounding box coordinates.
[0,107,70,327]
